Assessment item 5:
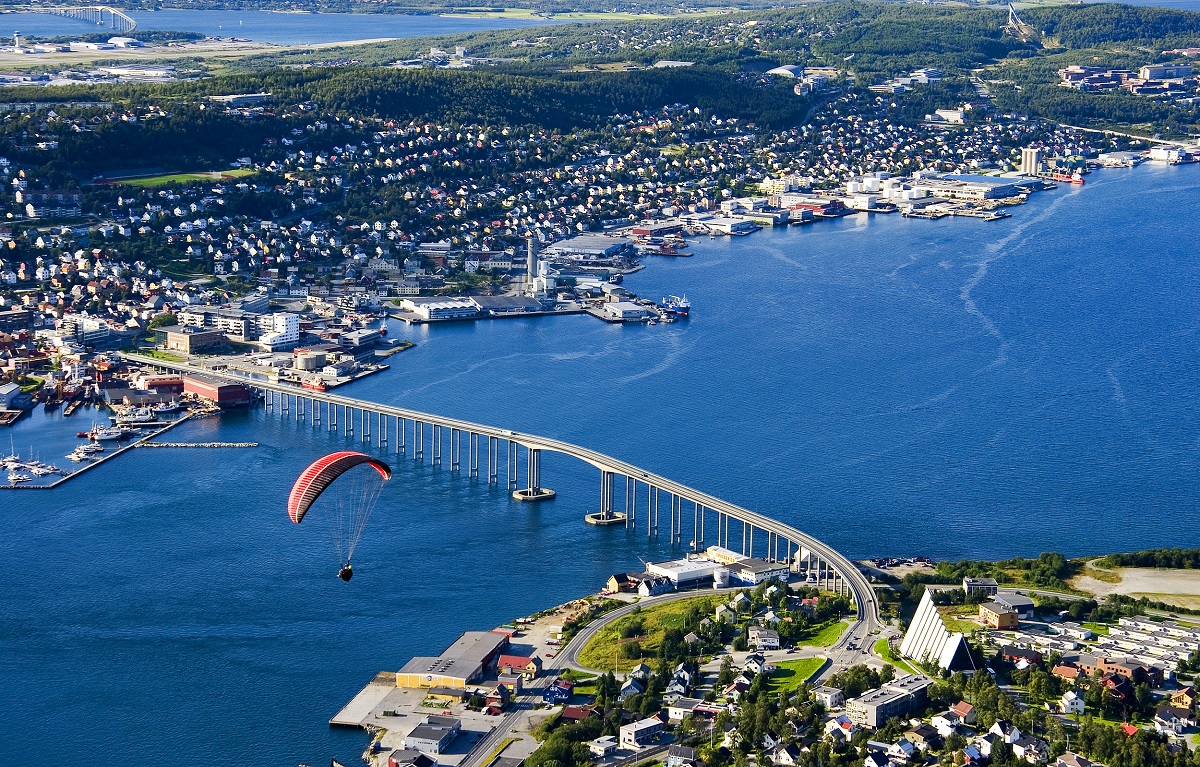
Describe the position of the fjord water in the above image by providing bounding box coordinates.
[3,164,1199,765]
[0,10,550,45]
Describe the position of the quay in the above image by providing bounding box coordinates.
[135,441,258,449]
[120,351,880,635]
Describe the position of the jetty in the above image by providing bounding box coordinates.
[135,441,258,449]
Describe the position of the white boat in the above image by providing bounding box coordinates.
[152,401,183,414]
[8,471,31,483]
[115,406,155,424]
[90,426,132,441]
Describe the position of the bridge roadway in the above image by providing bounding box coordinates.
[125,353,881,636]
[42,6,137,33]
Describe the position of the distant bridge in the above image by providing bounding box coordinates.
[39,6,137,34]
[123,352,881,635]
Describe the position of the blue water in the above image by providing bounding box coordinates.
[0,9,552,45]
[3,163,1200,765]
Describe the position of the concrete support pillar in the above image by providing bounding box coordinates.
[487,436,498,484]
[433,425,442,466]
[469,432,479,477]
[506,441,517,491]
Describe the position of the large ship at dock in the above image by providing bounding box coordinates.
[661,295,691,316]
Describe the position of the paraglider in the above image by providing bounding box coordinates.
[288,451,392,581]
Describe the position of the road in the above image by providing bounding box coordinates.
[127,352,882,640]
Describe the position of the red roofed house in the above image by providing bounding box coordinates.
[496,654,541,679]
[951,701,977,725]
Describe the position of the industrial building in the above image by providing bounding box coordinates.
[399,297,480,321]
[543,234,633,261]
[403,715,461,754]
[396,631,509,689]
[728,557,790,585]
[647,558,721,588]
[602,302,653,321]
[846,675,933,728]
[182,375,250,407]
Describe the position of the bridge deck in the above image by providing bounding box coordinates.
[122,352,878,625]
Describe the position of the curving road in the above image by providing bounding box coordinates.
[126,352,881,646]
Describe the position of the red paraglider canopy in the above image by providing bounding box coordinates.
[288,451,392,524]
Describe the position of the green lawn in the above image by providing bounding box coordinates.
[577,595,724,673]
[796,621,850,647]
[766,658,825,694]
[874,637,919,675]
[139,350,187,363]
[1082,622,1111,635]
[937,607,982,634]
[116,168,255,187]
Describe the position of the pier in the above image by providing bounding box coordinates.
[135,441,258,449]
[4,414,193,490]
[120,352,879,627]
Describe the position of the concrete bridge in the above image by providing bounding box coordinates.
[124,353,880,632]
[40,6,137,34]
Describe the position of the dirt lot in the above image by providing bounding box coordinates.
[1073,564,1200,609]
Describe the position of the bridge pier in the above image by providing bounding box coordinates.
[585,470,624,525]
[513,447,554,501]
[468,432,479,478]
[487,436,498,484]
[433,425,442,466]
[415,421,424,461]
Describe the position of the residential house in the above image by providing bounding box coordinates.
[1172,687,1197,710]
[1000,646,1044,666]
[932,710,962,738]
[542,679,573,704]
[639,576,674,597]
[750,626,781,650]
[715,604,737,623]
[667,745,699,767]
[724,680,750,702]
[1155,705,1195,735]
[744,653,768,675]
[619,677,644,701]
[951,701,977,725]
[561,705,598,723]
[814,686,845,709]
[629,663,652,681]
[589,736,619,758]
[772,744,801,767]
[989,721,1021,745]
[888,739,916,762]
[496,654,540,679]
[1058,690,1085,715]
[1012,735,1049,763]
[620,716,664,750]
[388,749,437,767]
[905,723,940,752]
[1055,753,1094,767]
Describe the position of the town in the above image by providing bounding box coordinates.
[329,548,1200,767]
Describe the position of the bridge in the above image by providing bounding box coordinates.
[40,6,137,34]
[124,353,881,634]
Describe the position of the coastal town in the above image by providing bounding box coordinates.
[2,75,1198,435]
[328,550,1200,767]
[5,2,1200,766]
